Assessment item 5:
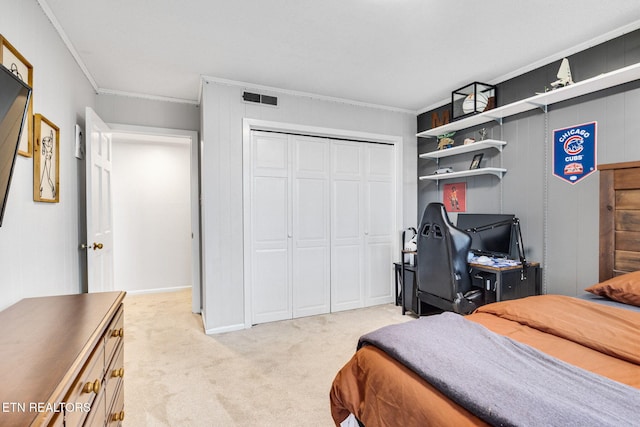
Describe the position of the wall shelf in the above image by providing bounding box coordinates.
[419,139,507,160]
[419,167,507,181]
[417,61,640,138]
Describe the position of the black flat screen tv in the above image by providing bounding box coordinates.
[456,213,515,258]
[0,64,31,227]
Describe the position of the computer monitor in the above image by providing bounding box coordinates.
[456,213,515,258]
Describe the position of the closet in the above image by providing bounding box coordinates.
[248,131,395,324]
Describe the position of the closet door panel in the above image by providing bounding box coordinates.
[365,144,395,305]
[292,137,330,317]
[250,132,291,324]
[331,142,365,311]
[252,248,290,324]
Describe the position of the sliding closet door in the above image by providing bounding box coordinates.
[250,132,292,324]
[291,136,331,318]
[364,144,395,305]
[331,142,365,311]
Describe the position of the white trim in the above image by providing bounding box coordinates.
[242,118,403,330]
[107,123,196,138]
[203,76,415,115]
[417,19,640,114]
[204,323,247,335]
[36,0,98,92]
[125,285,191,296]
[98,88,198,105]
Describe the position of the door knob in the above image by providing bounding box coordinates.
[81,242,104,250]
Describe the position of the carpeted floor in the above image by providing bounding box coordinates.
[123,289,411,426]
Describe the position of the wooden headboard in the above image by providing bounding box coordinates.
[599,161,640,281]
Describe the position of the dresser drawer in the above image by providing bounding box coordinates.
[105,340,124,414]
[105,306,124,370]
[81,387,106,427]
[64,341,105,427]
[106,380,125,426]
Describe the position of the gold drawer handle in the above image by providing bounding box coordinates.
[82,379,101,394]
[111,368,125,378]
[111,328,124,338]
[112,410,125,421]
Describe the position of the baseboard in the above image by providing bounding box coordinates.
[124,285,191,296]
[204,322,246,335]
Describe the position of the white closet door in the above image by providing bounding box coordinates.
[291,136,330,318]
[250,132,292,324]
[331,141,365,311]
[364,144,395,306]
[249,131,396,324]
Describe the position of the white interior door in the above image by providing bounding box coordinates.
[331,141,365,312]
[291,136,330,318]
[85,107,115,293]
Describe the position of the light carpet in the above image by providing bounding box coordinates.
[123,289,411,426]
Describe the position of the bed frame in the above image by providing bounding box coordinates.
[599,161,640,281]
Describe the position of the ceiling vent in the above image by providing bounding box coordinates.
[242,91,278,107]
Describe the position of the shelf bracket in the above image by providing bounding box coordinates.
[486,116,503,125]
[527,100,548,113]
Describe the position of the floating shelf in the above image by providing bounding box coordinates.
[419,139,507,160]
[417,61,640,138]
[419,167,507,181]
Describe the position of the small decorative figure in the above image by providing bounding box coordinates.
[551,58,574,89]
[478,128,487,141]
[437,131,456,150]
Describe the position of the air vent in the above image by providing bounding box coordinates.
[242,91,278,107]
[261,95,277,106]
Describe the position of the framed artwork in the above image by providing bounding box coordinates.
[33,114,60,203]
[470,153,484,170]
[443,182,466,212]
[0,35,33,157]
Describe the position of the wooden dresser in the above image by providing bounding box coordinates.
[0,291,126,427]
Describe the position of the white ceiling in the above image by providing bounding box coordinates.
[40,0,640,112]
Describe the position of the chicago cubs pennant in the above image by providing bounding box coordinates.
[552,121,597,184]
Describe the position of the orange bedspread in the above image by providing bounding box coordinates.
[330,295,640,426]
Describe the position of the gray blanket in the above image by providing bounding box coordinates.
[358,312,640,427]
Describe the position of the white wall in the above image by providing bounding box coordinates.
[0,0,96,309]
[200,80,417,333]
[111,135,192,293]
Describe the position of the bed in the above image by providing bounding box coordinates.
[330,272,640,426]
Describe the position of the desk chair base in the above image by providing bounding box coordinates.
[417,288,483,315]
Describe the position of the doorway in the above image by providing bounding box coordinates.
[109,124,201,313]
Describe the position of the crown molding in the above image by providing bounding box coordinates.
[201,75,417,115]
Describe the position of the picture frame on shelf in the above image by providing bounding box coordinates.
[33,114,60,203]
[470,153,484,170]
[0,35,33,157]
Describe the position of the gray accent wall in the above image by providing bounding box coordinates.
[417,29,640,296]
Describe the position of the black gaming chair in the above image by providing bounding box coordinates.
[416,203,483,314]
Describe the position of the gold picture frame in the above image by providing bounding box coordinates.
[0,35,33,157]
[33,114,59,203]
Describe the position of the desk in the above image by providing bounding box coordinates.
[394,262,442,316]
[469,262,541,304]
